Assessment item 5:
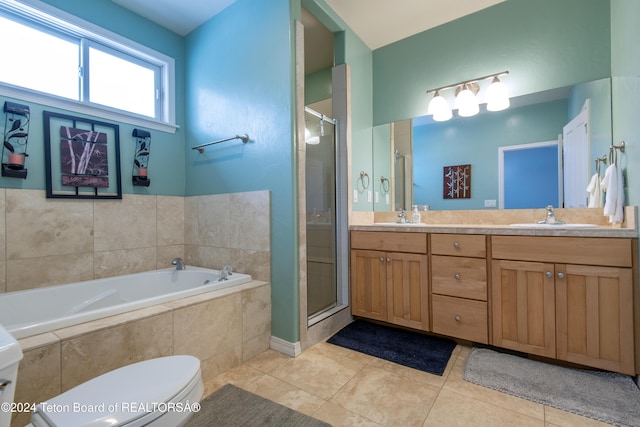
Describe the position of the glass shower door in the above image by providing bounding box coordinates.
[305,107,337,318]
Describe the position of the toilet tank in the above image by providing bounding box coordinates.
[0,325,23,427]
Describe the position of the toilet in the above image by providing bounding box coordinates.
[0,326,204,427]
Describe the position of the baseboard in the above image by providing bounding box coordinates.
[270,336,302,357]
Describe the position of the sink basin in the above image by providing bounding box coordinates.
[374,222,423,226]
[509,223,598,228]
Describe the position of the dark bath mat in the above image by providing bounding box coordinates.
[327,320,457,376]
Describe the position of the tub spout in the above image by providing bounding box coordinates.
[218,265,233,281]
[171,258,185,270]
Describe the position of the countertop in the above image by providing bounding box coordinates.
[349,223,638,238]
[349,207,639,238]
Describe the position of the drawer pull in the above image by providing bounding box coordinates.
[453,242,460,249]
[557,272,565,279]
[454,273,461,280]
[455,315,461,322]
[545,272,553,278]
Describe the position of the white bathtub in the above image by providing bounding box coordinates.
[0,266,252,339]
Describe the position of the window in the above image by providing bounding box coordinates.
[0,0,175,132]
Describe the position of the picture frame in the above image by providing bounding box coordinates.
[443,164,471,199]
[43,111,122,199]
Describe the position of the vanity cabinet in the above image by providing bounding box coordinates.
[350,231,429,330]
[491,236,636,375]
[431,234,489,344]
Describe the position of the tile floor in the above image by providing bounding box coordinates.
[203,341,617,427]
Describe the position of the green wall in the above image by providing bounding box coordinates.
[611,0,640,208]
[372,0,611,126]
[184,0,298,342]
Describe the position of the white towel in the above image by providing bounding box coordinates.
[586,173,602,208]
[601,164,625,223]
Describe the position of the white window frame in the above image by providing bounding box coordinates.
[0,0,177,133]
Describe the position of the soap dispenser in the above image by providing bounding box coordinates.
[412,205,420,224]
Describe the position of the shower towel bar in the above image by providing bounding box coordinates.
[192,134,249,153]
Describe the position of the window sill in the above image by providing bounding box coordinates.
[0,84,179,134]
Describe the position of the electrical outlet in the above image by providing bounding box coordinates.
[484,199,497,208]
[367,191,372,203]
[353,190,358,203]
[375,192,379,203]
[385,194,390,205]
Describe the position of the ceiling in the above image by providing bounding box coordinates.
[112,0,506,48]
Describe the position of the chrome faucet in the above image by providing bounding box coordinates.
[397,209,407,223]
[218,265,233,281]
[538,205,564,225]
[171,257,185,270]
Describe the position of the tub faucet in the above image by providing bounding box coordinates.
[218,265,233,281]
[171,257,185,270]
[538,205,564,225]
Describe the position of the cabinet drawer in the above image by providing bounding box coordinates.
[431,255,487,300]
[431,234,486,257]
[432,294,488,343]
[491,236,633,267]
[351,231,427,253]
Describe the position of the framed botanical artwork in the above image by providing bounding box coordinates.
[443,164,471,199]
[43,111,122,199]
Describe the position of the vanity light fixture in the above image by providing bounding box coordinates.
[426,71,510,120]
[455,83,480,117]
[427,90,452,122]
[485,76,510,111]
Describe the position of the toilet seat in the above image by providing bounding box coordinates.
[30,355,203,427]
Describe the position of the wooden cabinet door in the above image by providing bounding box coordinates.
[555,264,635,374]
[491,259,556,358]
[387,252,429,330]
[350,250,388,321]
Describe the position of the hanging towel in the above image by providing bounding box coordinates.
[586,173,603,208]
[601,163,625,223]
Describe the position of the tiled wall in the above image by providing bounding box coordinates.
[184,191,271,282]
[4,188,272,427]
[0,188,271,293]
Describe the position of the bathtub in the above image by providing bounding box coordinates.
[0,266,252,339]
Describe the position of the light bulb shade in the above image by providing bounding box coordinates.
[485,77,510,111]
[455,86,479,117]
[427,92,452,121]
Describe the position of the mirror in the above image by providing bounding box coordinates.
[372,78,612,211]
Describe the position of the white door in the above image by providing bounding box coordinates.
[562,99,590,208]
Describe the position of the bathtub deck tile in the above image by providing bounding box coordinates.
[52,305,172,340]
[161,280,269,311]
[60,312,174,391]
[14,340,61,427]
[173,293,243,361]
[18,332,60,351]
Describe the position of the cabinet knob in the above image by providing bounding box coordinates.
[453,242,460,249]
[387,258,391,263]
[557,272,565,279]
[455,315,461,322]
[379,257,384,262]
[454,274,461,280]
[545,272,553,278]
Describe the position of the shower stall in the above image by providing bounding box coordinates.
[304,106,338,319]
